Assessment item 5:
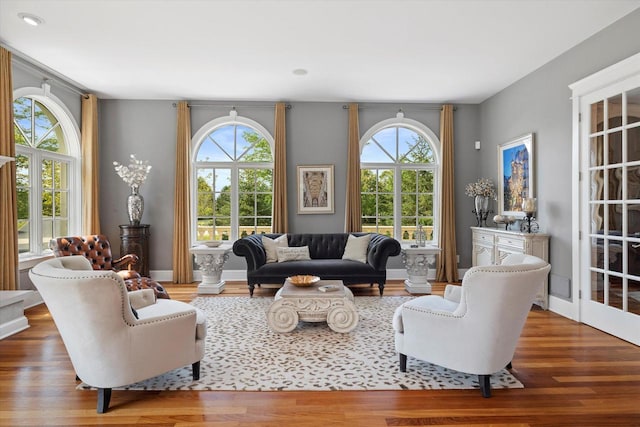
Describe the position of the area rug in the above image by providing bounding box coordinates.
[79,296,523,392]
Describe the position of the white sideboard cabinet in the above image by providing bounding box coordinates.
[471,227,550,309]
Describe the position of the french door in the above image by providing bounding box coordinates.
[573,53,640,345]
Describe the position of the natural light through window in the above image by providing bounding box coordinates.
[360,120,440,243]
[193,117,274,242]
[13,93,79,258]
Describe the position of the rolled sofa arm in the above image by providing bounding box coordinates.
[366,233,401,270]
[232,234,271,271]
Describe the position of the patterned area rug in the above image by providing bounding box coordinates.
[79,296,523,391]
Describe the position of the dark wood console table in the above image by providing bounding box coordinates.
[119,224,150,277]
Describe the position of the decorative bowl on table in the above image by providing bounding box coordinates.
[287,275,320,287]
[202,240,223,248]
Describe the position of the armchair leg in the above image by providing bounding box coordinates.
[378,282,385,296]
[97,388,112,413]
[192,361,201,380]
[478,375,491,398]
[506,362,512,369]
[249,284,255,297]
[399,353,407,372]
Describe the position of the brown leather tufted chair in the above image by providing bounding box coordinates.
[49,234,170,299]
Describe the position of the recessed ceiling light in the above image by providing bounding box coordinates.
[292,69,308,76]
[18,13,44,26]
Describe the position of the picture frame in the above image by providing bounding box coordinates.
[297,164,334,214]
[498,133,535,217]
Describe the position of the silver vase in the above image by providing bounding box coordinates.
[127,185,144,225]
[474,195,489,227]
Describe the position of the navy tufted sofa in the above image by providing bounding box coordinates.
[232,233,401,296]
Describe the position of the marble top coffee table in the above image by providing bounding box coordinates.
[267,279,359,333]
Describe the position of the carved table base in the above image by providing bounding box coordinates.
[268,280,358,333]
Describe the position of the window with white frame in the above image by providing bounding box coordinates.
[192,114,274,242]
[13,90,81,258]
[360,117,441,243]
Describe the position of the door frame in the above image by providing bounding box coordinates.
[570,52,640,345]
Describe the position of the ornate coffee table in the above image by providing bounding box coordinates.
[267,279,359,333]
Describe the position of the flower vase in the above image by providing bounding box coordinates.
[127,185,144,225]
[474,195,489,227]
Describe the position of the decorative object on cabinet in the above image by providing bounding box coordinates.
[493,214,516,230]
[465,177,496,227]
[471,226,550,309]
[520,197,539,233]
[119,224,151,278]
[498,133,534,217]
[297,164,334,214]
[113,154,152,225]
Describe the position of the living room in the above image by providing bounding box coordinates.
[1,1,640,425]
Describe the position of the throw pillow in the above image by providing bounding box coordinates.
[277,246,311,262]
[342,234,371,263]
[263,234,289,263]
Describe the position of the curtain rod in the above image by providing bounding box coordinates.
[172,102,292,109]
[342,104,456,111]
[4,44,89,98]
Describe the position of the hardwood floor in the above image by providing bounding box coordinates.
[1,280,639,426]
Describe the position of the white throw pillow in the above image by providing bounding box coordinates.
[262,234,289,263]
[342,234,371,263]
[277,246,311,262]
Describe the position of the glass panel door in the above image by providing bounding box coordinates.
[582,78,640,344]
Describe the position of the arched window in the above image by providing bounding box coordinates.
[13,87,81,258]
[360,116,441,243]
[192,113,274,242]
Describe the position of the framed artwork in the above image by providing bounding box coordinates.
[498,133,535,217]
[297,164,334,214]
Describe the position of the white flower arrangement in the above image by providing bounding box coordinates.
[113,154,152,188]
[465,177,497,199]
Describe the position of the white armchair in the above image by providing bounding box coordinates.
[29,256,207,413]
[393,253,551,397]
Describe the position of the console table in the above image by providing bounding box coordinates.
[189,244,233,294]
[119,224,150,277]
[471,227,550,309]
[400,244,441,294]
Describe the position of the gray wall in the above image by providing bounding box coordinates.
[98,101,481,271]
[478,8,640,299]
[13,7,639,283]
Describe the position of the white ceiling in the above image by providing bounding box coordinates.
[1,0,639,103]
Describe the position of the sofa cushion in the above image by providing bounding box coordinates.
[255,259,377,278]
[277,246,311,262]
[342,234,371,263]
[263,234,288,263]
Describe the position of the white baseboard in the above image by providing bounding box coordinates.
[548,295,578,320]
[151,268,469,284]
[0,291,32,340]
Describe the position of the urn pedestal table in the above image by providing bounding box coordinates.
[401,244,442,294]
[189,244,233,294]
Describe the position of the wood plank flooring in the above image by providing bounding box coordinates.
[1,281,639,426]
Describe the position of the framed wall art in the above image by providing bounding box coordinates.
[297,164,334,214]
[498,133,535,217]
